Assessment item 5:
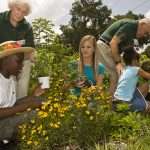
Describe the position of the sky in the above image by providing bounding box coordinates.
[0,0,150,33]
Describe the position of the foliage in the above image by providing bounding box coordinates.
[18,79,150,150]
[19,44,150,149]
[60,0,112,51]
[32,18,55,47]
[60,1,145,51]
[114,11,144,20]
[19,16,150,150]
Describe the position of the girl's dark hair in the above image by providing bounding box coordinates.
[123,47,140,65]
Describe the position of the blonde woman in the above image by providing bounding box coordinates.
[70,35,105,96]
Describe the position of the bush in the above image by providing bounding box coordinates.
[18,43,150,149]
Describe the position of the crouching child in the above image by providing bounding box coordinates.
[113,47,150,113]
[0,41,45,141]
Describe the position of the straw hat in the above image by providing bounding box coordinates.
[0,41,35,59]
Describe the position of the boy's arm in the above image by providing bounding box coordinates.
[0,96,41,119]
[138,68,150,80]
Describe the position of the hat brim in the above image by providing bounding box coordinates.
[0,47,35,59]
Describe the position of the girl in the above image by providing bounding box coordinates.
[68,35,105,96]
[114,47,150,112]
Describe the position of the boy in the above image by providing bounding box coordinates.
[0,41,44,141]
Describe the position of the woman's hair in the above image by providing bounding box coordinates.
[8,0,31,15]
[123,47,140,65]
[78,35,98,78]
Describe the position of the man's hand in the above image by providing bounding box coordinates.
[116,63,123,76]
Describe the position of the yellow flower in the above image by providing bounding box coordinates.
[31,129,36,135]
[36,108,40,111]
[45,136,49,141]
[73,126,77,129]
[96,112,100,115]
[37,125,43,132]
[54,123,60,128]
[34,141,39,146]
[53,103,60,108]
[38,111,48,118]
[27,140,32,145]
[30,119,35,124]
[49,107,53,112]
[50,123,60,128]
[27,108,31,112]
[71,113,75,117]
[50,123,54,127]
[41,104,47,110]
[42,130,47,136]
[21,135,26,140]
[48,96,52,99]
[89,116,94,120]
[60,114,65,117]
[85,110,90,115]
[57,121,61,125]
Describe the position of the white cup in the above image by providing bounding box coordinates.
[38,76,50,89]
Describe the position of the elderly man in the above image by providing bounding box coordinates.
[97,18,150,95]
[0,0,34,99]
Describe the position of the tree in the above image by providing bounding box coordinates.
[32,18,55,47]
[114,11,144,20]
[60,0,112,51]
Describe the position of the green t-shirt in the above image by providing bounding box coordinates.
[101,19,138,53]
[0,11,34,47]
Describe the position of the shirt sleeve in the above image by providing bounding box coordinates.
[97,63,105,75]
[25,24,35,47]
[133,66,140,76]
[115,23,134,42]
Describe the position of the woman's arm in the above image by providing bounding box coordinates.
[63,81,76,90]
[96,75,104,86]
[96,63,105,86]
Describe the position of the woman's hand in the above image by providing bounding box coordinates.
[75,80,86,88]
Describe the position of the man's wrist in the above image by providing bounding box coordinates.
[115,60,121,65]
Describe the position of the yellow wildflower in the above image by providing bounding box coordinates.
[89,116,94,120]
[85,110,90,115]
[34,141,39,146]
[45,136,49,141]
[27,140,32,145]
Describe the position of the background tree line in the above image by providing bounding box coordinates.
[32,0,144,51]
